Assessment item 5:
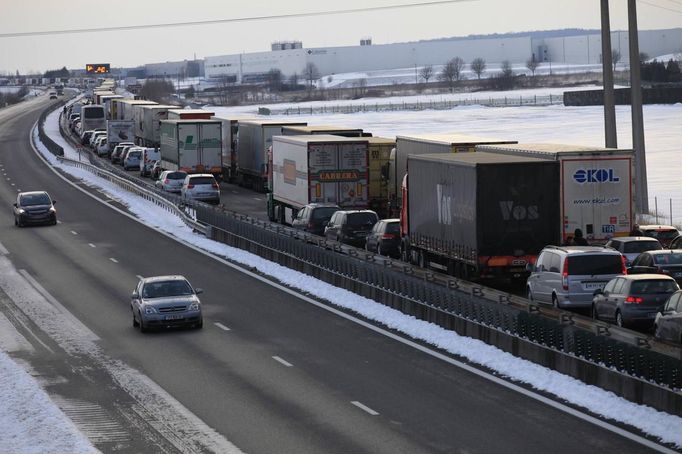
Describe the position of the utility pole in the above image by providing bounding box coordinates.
[629,0,648,213]
[600,0,617,148]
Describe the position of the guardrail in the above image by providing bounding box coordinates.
[38,100,66,156]
[50,103,682,414]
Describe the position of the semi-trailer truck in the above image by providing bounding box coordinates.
[159,120,222,177]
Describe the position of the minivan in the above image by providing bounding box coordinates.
[526,245,626,309]
[324,210,379,247]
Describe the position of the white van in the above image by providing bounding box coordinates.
[139,147,160,177]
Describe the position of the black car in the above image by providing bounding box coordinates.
[669,235,682,250]
[654,290,682,344]
[365,218,401,257]
[324,210,378,247]
[13,191,57,227]
[628,250,682,284]
[291,203,340,236]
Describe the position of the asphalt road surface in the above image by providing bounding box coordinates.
[0,96,670,453]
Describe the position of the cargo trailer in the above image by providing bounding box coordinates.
[159,120,222,177]
[402,152,560,281]
[477,143,635,244]
[137,105,178,147]
[211,115,257,183]
[281,125,366,137]
[167,109,215,120]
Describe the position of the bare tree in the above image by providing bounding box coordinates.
[419,65,434,83]
[438,57,465,91]
[526,58,540,77]
[288,72,300,91]
[612,49,621,71]
[303,62,320,91]
[266,68,283,92]
[470,57,486,80]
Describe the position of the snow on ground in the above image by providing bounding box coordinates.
[8,99,677,448]
[213,94,682,224]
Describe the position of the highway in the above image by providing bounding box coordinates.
[0,97,666,453]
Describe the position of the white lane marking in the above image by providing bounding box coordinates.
[57,220,62,224]
[30,121,674,453]
[10,183,15,186]
[0,241,9,255]
[88,243,96,248]
[272,356,293,367]
[214,322,230,331]
[109,258,118,263]
[135,275,144,280]
[231,190,238,194]
[70,230,78,235]
[252,197,262,201]
[351,401,379,416]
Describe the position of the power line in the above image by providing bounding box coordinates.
[638,0,682,14]
[0,0,476,38]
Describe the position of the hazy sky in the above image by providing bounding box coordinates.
[1,0,681,74]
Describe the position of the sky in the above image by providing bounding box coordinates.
[5,95,678,451]
[1,0,682,74]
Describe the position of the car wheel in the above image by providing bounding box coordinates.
[552,295,559,309]
[615,311,625,328]
[591,304,598,320]
[377,244,383,256]
[14,217,18,227]
[139,313,148,333]
[132,310,139,328]
[196,319,203,330]
[526,288,533,302]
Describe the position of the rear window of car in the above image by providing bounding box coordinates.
[312,207,338,220]
[653,253,682,265]
[346,212,378,227]
[385,222,400,234]
[630,280,678,294]
[644,229,680,240]
[168,172,187,180]
[624,241,662,254]
[189,177,216,185]
[142,280,193,298]
[567,254,622,275]
[128,151,141,158]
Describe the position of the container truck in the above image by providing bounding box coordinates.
[237,120,307,192]
[281,125,366,137]
[115,99,157,121]
[159,120,222,177]
[138,105,178,147]
[477,143,635,244]
[402,152,560,281]
[99,94,123,119]
[106,120,134,151]
[366,137,395,218]
[211,115,256,183]
[267,135,369,224]
[387,134,518,214]
[167,109,215,120]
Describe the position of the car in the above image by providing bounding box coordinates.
[151,161,164,179]
[111,144,133,164]
[669,235,682,250]
[130,275,203,332]
[592,274,679,329]
[155,170,188,193]
[526,245,626,309]
[139,148,160,177]
[72,119,81,134]
[639,225,680,247]
[365,218,401,258]
[13,191,57,227]
[68,113,80,128]
[89,131,106,148]
[605,236,662,266]
[628,250,682,285]
[49,92,58,100]
[122,148,142,170]
[180,174,220,204]
[291,203,340,236]
[95,137,108,156]
[654,290,682,343]
[80,129,96,145]
[324,210,379,247]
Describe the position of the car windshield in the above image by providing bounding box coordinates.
[346,212,377,227]
[190,177,215,185]
[312,207,339,220]
[653,253,682,265]
[567,255,622,275]
[624,241,662,253]
[142,280,193,298]
[168,172,187,180]
[630,280,678,294]
[20,193,51,206]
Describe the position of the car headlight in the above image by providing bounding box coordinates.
[49,207,56,213]
[17,208,25,214]
[188,302,200,311]
[144,306,158,314]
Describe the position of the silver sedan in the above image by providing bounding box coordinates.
[131,275,203,332]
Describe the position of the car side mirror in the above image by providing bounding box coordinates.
[13,203,17,208]
[52,200,57,205]
[526,263,534,272]
[131,291,139,299]
[195,288,204,295]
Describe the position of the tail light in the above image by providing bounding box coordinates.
[307,222,314,229]
[621,255,628,275]
[562,257,569,290]
[164,179,169,184]
[382,234,396,239]
[212,182,219,189]
[625,296,643,304]
[187,184,195,189]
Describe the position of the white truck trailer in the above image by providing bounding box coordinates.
[159,120,222,177]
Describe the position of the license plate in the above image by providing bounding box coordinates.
[165,314,184,320]
[583,282,605,290]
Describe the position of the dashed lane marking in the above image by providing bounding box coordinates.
[214,322,230,331]
[109,258,118,263]
[70,230,78,235]
[88,243,96,248]
[272,356,293,367]
[351,401,379,416]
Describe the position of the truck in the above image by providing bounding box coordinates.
[99,94,123,119]
[281,125,366,137]
[94,91,115,105]
[237,120,307,192]
[138,105,178,147]
[402,152,560,281]
[211,115,256,183]
[267,135,369,224]
[106,120,135,152]
[476,143,635,244]
[159,120,222,177]
[366,137,395,218]
[387,134,518,214]
[167,109,215,120]
[114,99,157,121]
